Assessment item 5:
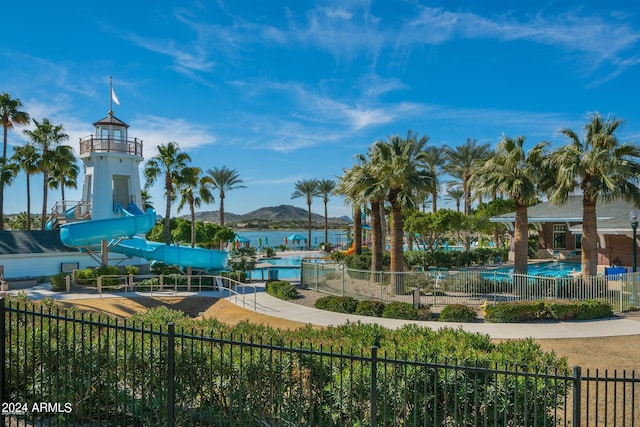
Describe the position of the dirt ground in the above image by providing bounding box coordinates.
[53,294,640,372]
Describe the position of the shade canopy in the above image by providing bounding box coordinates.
[286,234,307,242]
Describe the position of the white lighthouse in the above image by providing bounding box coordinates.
[78,112,144,219]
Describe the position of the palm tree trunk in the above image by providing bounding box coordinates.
[219,195,225,227]
[324,200,329,244]
[370,200,383,281]
[431,190,437,213]
[190,201,196,248]
[354,205,362,255]
[165,194,172,245]
[307,201,312,250]
[41,171,48,230]
[26,174,31,230]
[390,200,405,294]
[513,204,529,274]
[582,197,598,276]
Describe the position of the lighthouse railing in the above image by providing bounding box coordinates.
[79,136,143,156]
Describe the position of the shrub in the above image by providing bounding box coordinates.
[218,271,246,283]
[266,280,299,301]
[50,273,67,292]
[382,302,419,320]
[354,300,386,317]
[439,304,477,322]
[314,296,358,313]
[484,300,613,323]
[124,265,139,275]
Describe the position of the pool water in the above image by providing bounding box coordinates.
[250,254,327,280]
[487,261,581,277]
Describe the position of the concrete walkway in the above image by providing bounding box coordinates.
[8,284,640,340]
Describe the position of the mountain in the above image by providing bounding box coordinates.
[189,204,351,227]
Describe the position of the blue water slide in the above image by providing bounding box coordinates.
[59,207,157,247]
[59,205,228,270]
[111,237,228,270]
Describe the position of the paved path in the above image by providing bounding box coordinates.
[8,284,640,340]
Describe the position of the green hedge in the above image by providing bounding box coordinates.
[484,299,613,323]
[266,280,299,301]
[438,304,476,322]
[314,296,358,313]
[354,300,386,317]
[382,301,431,320]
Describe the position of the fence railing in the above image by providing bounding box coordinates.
[301,262,640,311]
[0,299,638,426]
[65,273,257,311]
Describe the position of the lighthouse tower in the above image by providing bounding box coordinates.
[78,112,144,220]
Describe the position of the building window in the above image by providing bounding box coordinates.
[553,224,566,249]
[575,233,582,249]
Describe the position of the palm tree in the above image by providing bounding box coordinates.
[23,118,69,229]
[205,166,246,227]
[546,112,640,276]
[316,179,336,244]
[141,189,154,210]
[368,131,434,293]
[444,183,465,212]
[0,158,18,229]
[476,135,549,274]
[0,93,30,227]
[144,142,192,245]
[422,146,444,213]
[12,144,39,230]
[341,150,387,274]
[291,179,320,250]
[177,166,214,247]
[48,145,79,211]
[443,138,491,215]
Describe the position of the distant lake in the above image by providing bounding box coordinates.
[235,229,348,249]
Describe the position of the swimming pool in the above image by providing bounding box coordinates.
[250,254,327,280]
[486,261,581,278]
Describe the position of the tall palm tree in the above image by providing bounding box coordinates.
[444,183,464,212]
[23,118,69,229]
[336,166,364,255]
[48,145,79,210]
[0,93,30,228]
[144,142,192,245]
[0,158,18,229]
[291,179,320,250]
[546,112,640,276]
[422,146,444,213]
[11,144,39,230]
[316,179,336,244]
[177,166,214,247]
[205,166,246,227]
[369,130,434,293]
[476,135,549,274]
[443,138,491,215]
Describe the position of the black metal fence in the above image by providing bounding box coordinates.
[1,298,638,426]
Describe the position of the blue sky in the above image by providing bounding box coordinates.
[3,1,640,220]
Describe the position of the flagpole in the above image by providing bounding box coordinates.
[109,76,113,115]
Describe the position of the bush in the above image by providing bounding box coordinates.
[439,304,477,322]
[314,296,358,313]
[484,300,613,323]
[266,280,299,301]
[382,302,419,320]
[354,300,386,317]
[50,273,67,292]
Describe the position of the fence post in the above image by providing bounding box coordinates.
[66,274,71,293]
[167,322,175,427]
[370,346,378,427]
[97,276,102,295]
[572,366,581,427]
[0,298,5,427]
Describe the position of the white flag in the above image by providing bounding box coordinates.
[111,87,120,105]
